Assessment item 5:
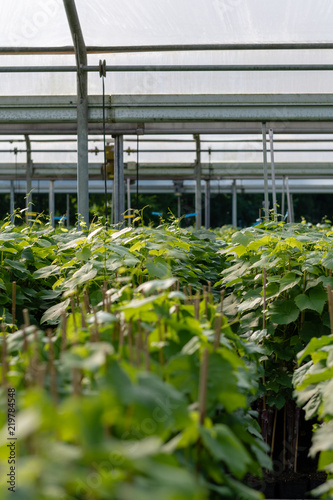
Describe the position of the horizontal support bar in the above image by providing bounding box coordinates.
[1,162,333,181]
[2,43,333,55]
[2,64,333,73]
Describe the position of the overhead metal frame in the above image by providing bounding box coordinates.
[2,37,333,225]
[2,161,333,181]
[63,0,89,226]
[1,94,333,136]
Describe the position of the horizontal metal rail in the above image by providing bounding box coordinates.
[2,43,333,55]
[4,148,333,154]
[2,64,333,73]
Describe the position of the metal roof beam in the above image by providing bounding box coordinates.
[63,0,89,226]
[2,42,333,55]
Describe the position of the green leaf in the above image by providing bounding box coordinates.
[33,264,60,279]
[137,278,176,295]
[146,258,172,279]
[268,299,300,325]
[297,335,333,363]
[295,285,327,315]
[279,272,301,294]
[41,298,70,324]
[310,420,333,456]
[322,251,333,270]
[4,258,27,274]
[200,425,252,478]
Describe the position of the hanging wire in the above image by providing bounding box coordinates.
[14,147,18,204]
[136,135,139,210]
[99,60,108,225]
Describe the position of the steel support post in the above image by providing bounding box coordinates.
[262,123,270,220]
[49,180,55,227]
[286,176,292,223]
[290,194,295,223]
[127,178,131,226]
[114,135,125,225]
[269,128,277,219]
[25,135,33,225]
[66,193,70,228]
[194,134,202,229]
[63,0,89,227]
[281,176,286,220]
[10,181,14,224]
[204,180,211,229]
[232,180,237,227]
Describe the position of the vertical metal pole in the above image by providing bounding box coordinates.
[25,134,33,225]
[127,178,131,226]
[10,180,14,224]
[194,134,201,229]
[290,194,295,223]
[262,123,270,221]
[177,195,181,220]
[114,135,125,226]
[76,75,89,227]
[204,180,211,229]
[281,176,285,220]
[49,180,55,228]
[269,128,277,220]
[232,180,237,227]
[63,0,89,228]
[66,193,70,228]
[286,176,292,223]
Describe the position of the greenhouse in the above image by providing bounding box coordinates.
[1,1,333,499]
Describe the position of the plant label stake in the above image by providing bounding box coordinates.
[213,314,222,351]
[22,326,28,353]
[61,312,67,352]
[83,289,90,314]
[23,308,30,327]
[203,286,208,318]
[194,294,200,320]
[219,289,225,315]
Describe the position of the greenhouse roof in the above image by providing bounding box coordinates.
[1,0,333,225]
[1,0,333,96]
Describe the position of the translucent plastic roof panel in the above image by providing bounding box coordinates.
[1,0,333,95]
[77,0,333,46]
[1,0,72,46]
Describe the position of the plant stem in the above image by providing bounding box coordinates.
[213,314,222,351]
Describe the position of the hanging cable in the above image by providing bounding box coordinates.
[136,135,139,210]
[99,59,108,225]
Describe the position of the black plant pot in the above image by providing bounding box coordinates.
[277,479,308,499]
